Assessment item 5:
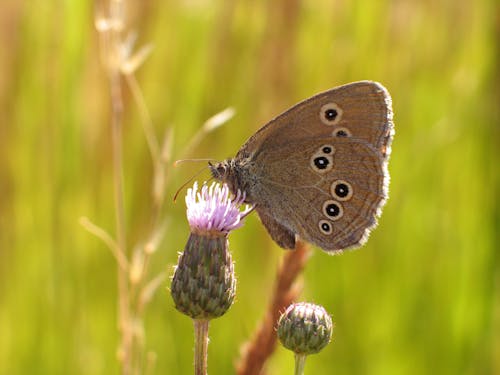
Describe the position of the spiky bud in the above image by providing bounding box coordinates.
[278,302,333,355]
[171,233,235,319]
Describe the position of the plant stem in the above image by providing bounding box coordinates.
[235,241,312,375]
[194,319,210,375]
[106,11,132,372]
[294,353,307,375]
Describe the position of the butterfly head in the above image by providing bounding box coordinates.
[209,159,238,192]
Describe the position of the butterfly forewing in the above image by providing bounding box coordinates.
[238,81,393,160]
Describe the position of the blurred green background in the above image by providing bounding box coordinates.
[0,0,499,374]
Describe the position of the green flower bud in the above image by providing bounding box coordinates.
[278,302,333,355]
[171,233,236,320]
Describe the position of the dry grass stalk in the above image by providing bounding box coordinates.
[235,240,312,375]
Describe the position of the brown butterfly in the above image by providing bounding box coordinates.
[211,81,394,253]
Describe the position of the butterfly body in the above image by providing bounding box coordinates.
[211,81,394,254]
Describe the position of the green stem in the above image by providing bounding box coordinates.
[194,319,210,375]
[294,353,307,375]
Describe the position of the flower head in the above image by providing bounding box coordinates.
[278,302,333,355]
[171,182,249,320]
[186,182,251,235]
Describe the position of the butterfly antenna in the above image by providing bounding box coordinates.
[173,164,211,202]
[174,158,217,167]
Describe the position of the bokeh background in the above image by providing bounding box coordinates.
[0,0,499,374]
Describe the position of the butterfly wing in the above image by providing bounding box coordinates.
[237,81,393,160]
[249,138,389,252]
[237,81,393,253]
[256,207,296,249]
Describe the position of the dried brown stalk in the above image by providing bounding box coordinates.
[236,240,312,375]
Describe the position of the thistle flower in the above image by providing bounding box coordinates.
[278,302,333,375]
[170,182,250,375]
[185,181,249,236]
[171,182,250,320]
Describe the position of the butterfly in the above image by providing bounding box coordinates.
[210,81,394,253]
